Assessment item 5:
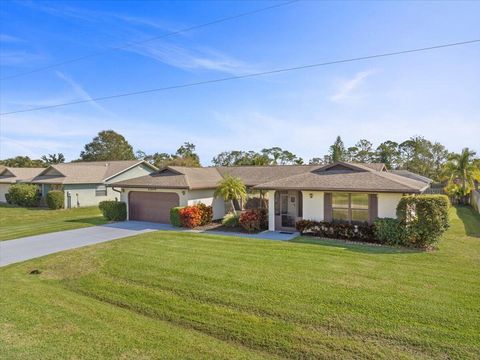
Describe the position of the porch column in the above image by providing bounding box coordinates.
[267,190,275,231]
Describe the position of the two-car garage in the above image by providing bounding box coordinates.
[128,191,179,223]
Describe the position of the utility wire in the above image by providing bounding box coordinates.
[0,0,300,81]
[1,39,478,116]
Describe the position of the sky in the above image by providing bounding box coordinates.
[1,0,479,165]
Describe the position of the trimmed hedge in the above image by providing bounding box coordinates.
[99,201,127,221]
[239,208,268,232]
[222,212,240,227]
[196,203,213,226]
[46,190,64,209]
[7,183,40,207]
[373,218,406,246]
[179,206,202,228]
[170,206,184,227]
[396,194,450,248]
[296,220,375,242]
[4,193,12,204]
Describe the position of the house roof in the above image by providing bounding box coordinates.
[31,160,155,185]
[389,170,433,184]
[253,162,429,193]
[110,162,427,193]
[0,167,45,184]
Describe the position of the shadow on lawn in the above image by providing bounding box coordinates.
[66,217,106,226]
[455,206,480,238]
[290,237,423,255]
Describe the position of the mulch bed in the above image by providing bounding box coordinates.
[194,220,262,234]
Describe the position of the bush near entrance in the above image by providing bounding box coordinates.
[99,201,127,221]
[296,220,375,242]
[239,209,268,232]
[7,183,40,207]
[46,190,64,210]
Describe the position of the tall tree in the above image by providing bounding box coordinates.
[0,156,45,168]
[80,130,135,161]
[328,136,346,162]
[41,153,65,165]
[375,141,400,169]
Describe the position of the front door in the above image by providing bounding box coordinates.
[279,191,297,229]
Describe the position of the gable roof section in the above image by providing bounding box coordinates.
[0,167,45,184]
[254,162,428,193]
[32,160,153,185]
[389,170,433,184]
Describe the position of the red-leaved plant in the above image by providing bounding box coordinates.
[179,206,202,228]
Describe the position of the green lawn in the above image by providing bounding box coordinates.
[0,204,107,241]
[1,207,479,359]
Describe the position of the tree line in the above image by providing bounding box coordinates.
[1,130,478,187]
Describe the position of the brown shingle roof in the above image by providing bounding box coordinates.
[31,160,153,184]
[0,167,45,184]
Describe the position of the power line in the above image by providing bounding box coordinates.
[1,39,478,116]
[0,0,300,81]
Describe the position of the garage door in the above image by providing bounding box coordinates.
[128,191,179,223]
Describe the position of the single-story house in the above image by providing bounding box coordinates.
[0,167,45,202]
[0,160,157,208]
[110,162,429,231]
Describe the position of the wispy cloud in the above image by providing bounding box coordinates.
[0,34,23,43]
[128,42,257,75]
[329,69,376,103]
[0,50,45,66]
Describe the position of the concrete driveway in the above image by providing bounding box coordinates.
[0,221,172,267]
[0,221,299,267]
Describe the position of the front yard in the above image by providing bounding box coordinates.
[0,204,107,241]
[0,207,479,359]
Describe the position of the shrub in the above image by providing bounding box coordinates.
[196,203,213,226]
[46,190,64,209]
[373,218,406,246]
[222,212,240,228]
[99,201,127,221]
[296,220,375,242]
[396,195,450,248]
[170,206,184,227]
[4,193,12,204]
[244,197,268,210]
[239,208,268,232]
[7,183,40,207]
[179,206,202,228]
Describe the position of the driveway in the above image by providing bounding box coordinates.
[0,221,299,267]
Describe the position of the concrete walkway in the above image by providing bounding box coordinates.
[0,221,299,266]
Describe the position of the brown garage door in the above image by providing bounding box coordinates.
[128,191,179,223]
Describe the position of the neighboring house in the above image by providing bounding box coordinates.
[110,162,429,230]
[31,160,157,208]
[0,167,45,202]
[389,170,433,184]
[0,160,158,208]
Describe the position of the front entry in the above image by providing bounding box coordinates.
[275,190,302,231]
[128,191,179,223]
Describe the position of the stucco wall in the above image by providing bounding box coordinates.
[187,189,225,220]
[302,191,325,221]
[377,193,403,218]
[267,190,275,231]
[106,163,155,184]
[0,184,10,202]
[471,190,480,213]
[63,184,118,208]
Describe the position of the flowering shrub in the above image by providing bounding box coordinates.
[179,206,202,228]
[239,209,268,232]
[196,203,213,226]
[296,220,375,242]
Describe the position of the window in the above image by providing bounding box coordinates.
[95,185,107,197]
[332,193,369,223]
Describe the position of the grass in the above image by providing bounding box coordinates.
[0,206,479,359]
[0,204,107,241]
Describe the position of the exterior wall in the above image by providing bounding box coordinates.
[302,191,325,221]
[0,184,11,202]
[63,184,118,208]
[377,193,403,218]
[267,190,275,231]
[106,163,155,184]
[471,190,480,213]
[187,189,225,220]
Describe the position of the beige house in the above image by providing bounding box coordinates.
[0,167,45,202]
[0,161,157,208]
[111,162,429,231]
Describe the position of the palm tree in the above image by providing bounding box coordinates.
[443,148,480,204]
[214,176,247,213]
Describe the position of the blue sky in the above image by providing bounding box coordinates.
[1,0,479,164]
